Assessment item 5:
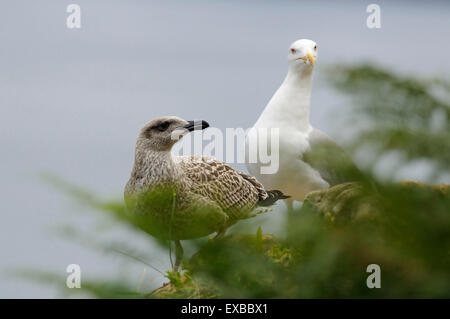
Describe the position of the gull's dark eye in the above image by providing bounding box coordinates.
[314,45,317,50]
[157,121,170,131]
[290,48,296,54]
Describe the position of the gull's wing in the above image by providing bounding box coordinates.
[301,129,359,186]
[176,156,268,219]
[177,156,289,220]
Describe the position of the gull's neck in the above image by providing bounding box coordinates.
[258,66,314,132]
[130,146,180,188]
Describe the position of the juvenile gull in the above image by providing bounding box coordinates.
[246,39,358,210]
[125,116,289,271]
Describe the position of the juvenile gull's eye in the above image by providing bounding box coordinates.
[157,121,170,131]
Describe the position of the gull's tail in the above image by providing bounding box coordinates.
[258,190,290,207]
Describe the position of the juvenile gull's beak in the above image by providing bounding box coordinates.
[171,120,209,141]
[183,120,210,132]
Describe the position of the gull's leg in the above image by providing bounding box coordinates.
[173,240,183,273]
[213,228,227,240]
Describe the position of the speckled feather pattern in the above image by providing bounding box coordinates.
[125,147,274,240]
[176,155,268,219]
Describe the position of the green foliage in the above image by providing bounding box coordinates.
[17,64,450,298]
[149,273,219,299]
[166,270,183,287]
[327,64,450,176]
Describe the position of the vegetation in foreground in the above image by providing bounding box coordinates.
[16,64,450,298]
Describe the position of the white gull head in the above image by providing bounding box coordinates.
[287,39,318,73]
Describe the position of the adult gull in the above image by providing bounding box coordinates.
[246,39,358,210]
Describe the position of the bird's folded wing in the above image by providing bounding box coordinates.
[176,155,262,216]
[302,129,359,186]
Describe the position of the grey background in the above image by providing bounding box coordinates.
[1,0,449,298]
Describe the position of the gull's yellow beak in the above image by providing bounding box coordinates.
[298,52,316,66]
[306,52,315,66]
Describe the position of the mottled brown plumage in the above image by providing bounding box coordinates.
[124,116,289,271]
